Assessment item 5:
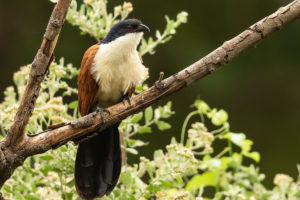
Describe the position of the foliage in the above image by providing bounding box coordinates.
[0,58,78,135]
[103,99,300,200]
[66,0,188,55]
[139,11,188,56]
[1,0,299,200]
[67,0,134,41]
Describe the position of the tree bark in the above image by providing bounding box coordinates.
[0,0,300,190]
[0,0,72,188]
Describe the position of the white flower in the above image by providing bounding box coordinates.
[177,11,188,23]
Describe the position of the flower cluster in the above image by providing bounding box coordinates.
[0,58,78,135]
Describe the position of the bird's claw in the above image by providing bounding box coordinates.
[122,96,132,106]
[96,106,110,124]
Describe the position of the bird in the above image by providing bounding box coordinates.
[75,19,150,199]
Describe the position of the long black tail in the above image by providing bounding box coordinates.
[75,124,121,199]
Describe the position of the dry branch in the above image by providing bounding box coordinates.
[5,0,71,148]
[0,0,300,191]
[0,0,71,188]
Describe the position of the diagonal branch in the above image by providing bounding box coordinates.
[25,0,300,155]
[0,0,71,188]
[4,0,72,148]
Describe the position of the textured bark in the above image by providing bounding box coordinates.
[0,0,72,188]
[0,0,300,190]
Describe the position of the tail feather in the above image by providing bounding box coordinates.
[75,124,121,199]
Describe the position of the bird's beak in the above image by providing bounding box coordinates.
[137,24,150,33]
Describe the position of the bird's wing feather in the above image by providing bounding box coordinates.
[78,44,100,116]
[138,51,143,63]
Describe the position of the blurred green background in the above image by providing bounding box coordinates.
[0,0,299,188]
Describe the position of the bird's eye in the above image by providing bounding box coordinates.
[127,25,133,30]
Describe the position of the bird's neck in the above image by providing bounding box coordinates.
[100,33,143,56]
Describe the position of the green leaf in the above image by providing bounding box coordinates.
[66,179,75,187]
[3,185,12,193]
[148,37,154,45]
[60,145,67,152]
[185,171,219,192]
[68,100,78,109]
[51,167,62,174]
[230,153,243,167]
[295,190,300,197]
[122,172,132,186]
[128,139,148,148]
[244,151,260,162]
[145,106,153,124]
[40,155,54,161]
[154,109,160,119]
[223,132,246,147]
[138,126,152,134]
[62,193,73,200]
[156,121,171,130]
[241,139,253,153]
[135,176,146,190]
[15,192,23,200]
[131,112,143,123]
[155,30,161,38]
[175,174,184,184]
[161,180,173,188]
[194,99,210,113]
[220,156,231,170]
[162,35,172,43]
[200,158,221,170]
[40,165,51,176]
[63,90,72,96]
[185,139,192,148]
[170,137,177,144]
[24,194,40,200]
[126,148,138,155]
[212,109,228,126]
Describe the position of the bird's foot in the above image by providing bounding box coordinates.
[122,96,132,106]
[96,106,110,124]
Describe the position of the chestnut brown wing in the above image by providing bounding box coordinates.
[78,44,99,116]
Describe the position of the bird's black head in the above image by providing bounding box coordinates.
[101,19,150,44]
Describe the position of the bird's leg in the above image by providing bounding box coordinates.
[122,96,132,106]
[72,106,110,144]
[96,105,110,124]
[122,85,135,106]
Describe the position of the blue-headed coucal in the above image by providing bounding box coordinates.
[75,19,150,199]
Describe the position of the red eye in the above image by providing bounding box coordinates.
[127,26,133,30]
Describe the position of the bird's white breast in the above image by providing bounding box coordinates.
[91,33,147,107]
